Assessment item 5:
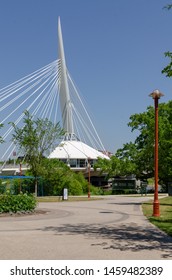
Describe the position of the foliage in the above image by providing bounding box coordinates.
[0,180,6,194]
[94,157,119,179]
[11,111,64,166]
[75,172,89,194]
[114,101,172,186]
[162,5,172,77]
[1,158,91,197]
[12,178,35,194]
[38,158,89,196]
[89,185,104,195]
[112,189,137,195]
[0,192,37,213]
[92,101,172,187]
[10,111,64,194]
[163,4,172,10]
[116,106,155,179]
[94,154,136,179]
[162,51,172,77]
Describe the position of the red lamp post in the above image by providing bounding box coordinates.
[149,89,164,217]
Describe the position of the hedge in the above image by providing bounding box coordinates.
[0,192,37,213]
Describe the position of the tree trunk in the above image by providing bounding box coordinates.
[35,178,38,196]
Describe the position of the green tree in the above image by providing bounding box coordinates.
[162,5,172,77]
[11,111,64,195]
[158,102,172,185]
[94,154,136,179]
[162,51,172,77]
[39,158,70,195]
[160,4,172,186]
[122,106,155,179]
[94,157,116,179]
[39,158,88,196]
[116,101,172,185]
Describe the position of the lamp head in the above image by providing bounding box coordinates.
[149,89,164,99]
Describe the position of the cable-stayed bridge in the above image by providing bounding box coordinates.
[0,17,109,175]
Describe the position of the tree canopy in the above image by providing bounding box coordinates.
[94,101,172,188]
[162,5,172,77]
[39,158,89,196]
[116,101,172,185]
[162,51,172,77]
[11,111,65,194]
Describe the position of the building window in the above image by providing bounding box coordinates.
[69,159,77,168]
[77,159,86,168]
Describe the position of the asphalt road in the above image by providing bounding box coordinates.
[0,195,172,260]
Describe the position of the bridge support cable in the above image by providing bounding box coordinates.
[38,75,59,121]
[1,70,58,143]
[1,71,58,126]
[0,58,107,168]
[71,106,101,150]
[67,70,107,153]
[0,61,58,103]
[0,60,59,163]
[0,66,57,114]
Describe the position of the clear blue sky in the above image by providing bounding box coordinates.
[0,0,171,153]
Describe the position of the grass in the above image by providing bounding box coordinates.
[37,196,102,202]
[142,196,172,237]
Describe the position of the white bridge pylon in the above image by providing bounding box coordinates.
[0,17,109,170]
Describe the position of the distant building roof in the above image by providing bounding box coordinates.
[49,140,110,160]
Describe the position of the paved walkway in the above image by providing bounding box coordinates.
[0,196,172,260]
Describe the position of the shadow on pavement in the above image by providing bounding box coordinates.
[41,223,172,259]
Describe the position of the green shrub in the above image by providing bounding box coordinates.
[0,192,37,213]
[89,185,104,195]
[0,179,5,194]
[112,189,137,195]
[68,179,83,195]
[12,178,35,194]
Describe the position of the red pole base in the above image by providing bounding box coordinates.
[153,200,160,217]
[88,192,91,199]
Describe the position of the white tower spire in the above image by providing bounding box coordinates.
[58,17,74,139]
[49,18,110,166]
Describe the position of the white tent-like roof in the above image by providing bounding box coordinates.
[49,140,109,160]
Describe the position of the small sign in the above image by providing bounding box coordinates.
[63,188,68,200]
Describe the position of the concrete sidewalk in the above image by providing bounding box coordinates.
[0,196,172,259]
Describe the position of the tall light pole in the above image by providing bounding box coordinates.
[149,89,164,217]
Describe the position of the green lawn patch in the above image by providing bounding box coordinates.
[142,196,172,237]
[37,196,102,203]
